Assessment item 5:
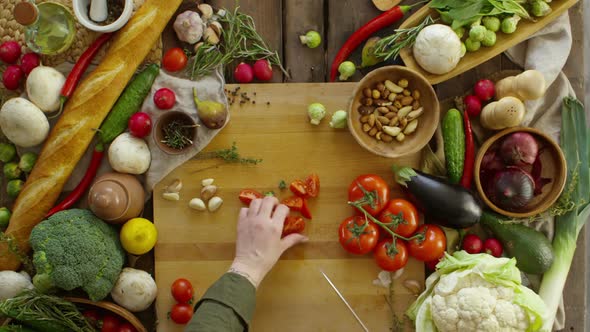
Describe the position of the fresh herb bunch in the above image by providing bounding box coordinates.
[162,120,196,150]
[374,16,436,61]
[0,291,95,332]
[190,7,288,79]
[196,142,262,165]
[430,0,530,29]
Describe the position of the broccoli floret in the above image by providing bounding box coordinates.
[29,209,125,301]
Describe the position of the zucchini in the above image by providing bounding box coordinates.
[98,64,159,145]
[480,210,554,274]
[442,108,465,183]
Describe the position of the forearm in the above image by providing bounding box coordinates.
[185,273,256,332]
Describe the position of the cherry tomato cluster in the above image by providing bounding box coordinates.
[338,174,446,272]
[82,309,137,332]
[168,278,195,325]
[238,174,320,237]
[461,233,503,257]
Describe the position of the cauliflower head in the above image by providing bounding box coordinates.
[407,251,548,332]
[30,209,125,301]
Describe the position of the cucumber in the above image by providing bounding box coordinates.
[480,211,554,274]
[442,108,465,183]
[98,64,159,145]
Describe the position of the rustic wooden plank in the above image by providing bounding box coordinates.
[206,0,284,83]
[282,0,326,82]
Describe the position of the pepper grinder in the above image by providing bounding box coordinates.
[88,172,145,224]
[89,0,108,22]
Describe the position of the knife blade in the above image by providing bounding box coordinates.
[319,269,369,332]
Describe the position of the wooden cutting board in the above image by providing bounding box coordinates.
[154,83,424,332]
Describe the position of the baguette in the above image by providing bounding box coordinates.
[0,0,182,270]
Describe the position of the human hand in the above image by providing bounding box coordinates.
[229,196,308,288]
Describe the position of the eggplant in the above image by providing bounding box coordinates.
[394,166,481,229]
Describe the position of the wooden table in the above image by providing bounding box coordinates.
[140,1,587,331]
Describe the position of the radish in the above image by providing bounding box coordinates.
[499,132,539,165]
[20,53,40,75]
[128,112,152,138]
[2,65,24,90]
[252,59,273,81]
[464,95,482,117]
[483,238,503,257]
[473,79,495,101]
[234,62,253,83]
[153,88,176,110]
[461,234,483,254]
[0,41,21,64]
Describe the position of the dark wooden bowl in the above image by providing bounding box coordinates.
[474,127,567,218]
[153,111,198,155]
[347,65,440,158]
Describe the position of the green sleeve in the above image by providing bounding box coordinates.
[184,273,256,332]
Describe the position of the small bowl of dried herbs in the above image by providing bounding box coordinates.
[154,111,199,155]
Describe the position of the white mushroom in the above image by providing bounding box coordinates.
[26,66,66,113]
[0,271,33,300]
[110,268,157,312]
[0,97,49,147]
[108,133,151,174]
[413,24,463,75]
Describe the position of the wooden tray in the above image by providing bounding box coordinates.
[154,83,424,332]
[399,0,579,84]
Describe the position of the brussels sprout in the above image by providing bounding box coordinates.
[453,27,466,39]
[465,38,481,52]
[338,61,356,81]
[3,162,22,180]
[469,25,487,42]
[531,0,551,17]
[0,207,10,230]
[0,143,16,163]
[482,16,501,32]
[18,152,37,173]
[7,179,24,199]
[299,30,321,48]
[481,30,497,47]
[501,15,521,34]
[329,110,348,129]
[460,43,467,57]
[307,103,326,125]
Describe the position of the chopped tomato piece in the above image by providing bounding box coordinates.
[282,195,303,211]
[289,180,308,197]
[238,189,263,205]
[282,215,305,237]
[304,173,320,198]
[300,199,312,219]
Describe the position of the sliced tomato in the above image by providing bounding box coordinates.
[282,195,303,211]
[300,199,312,219]
[289,180,308,197]
[282,215,305,237]
[304,173,320,198]
[238,189,263,205]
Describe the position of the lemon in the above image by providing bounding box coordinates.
[120,218,158,255]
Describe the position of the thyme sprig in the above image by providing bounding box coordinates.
[195,142,262,165]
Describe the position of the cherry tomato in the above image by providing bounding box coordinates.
[300,199,312,219]
[378,199,418,238]
[374,238,408,271]
[483,238,503,257]
[348,174,390,216]
[282,215,305,237]
[282,196,303,211]
[83,309,100,328]
[128,112,152,138]
[304,173,320,198]
[117,323,138,332]
[462,234,483,254]
[170,303,193,324]
[408,224,446,262]
[162,47,188,72]
[238,189,263,205]
[338,215,380,255]
[101,314,121,332]
[171,278,194,303]
[289,179,308,197]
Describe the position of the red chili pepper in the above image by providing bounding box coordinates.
[459,111,475,189]
[46,145,105,217]
[329,5,415,82]
[58,33,113,111]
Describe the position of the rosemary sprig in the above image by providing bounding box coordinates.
[161,120,197,150]
[190,7,288,79]
[374,16,436,61]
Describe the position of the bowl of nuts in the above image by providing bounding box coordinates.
[348,66,440,158]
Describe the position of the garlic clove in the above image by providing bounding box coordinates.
[403,279,424,295]
[203,27,220,45]
[208,196,223,212]
[201,178,214,186]
[165,179,183,193]
[188,198,206,211]
[201,185,218,202]
[209,21,222,36]
[162,192,180,201]
[198,4,213,20]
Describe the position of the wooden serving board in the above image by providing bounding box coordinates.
[154,83,424,332]
[399,0,579,84]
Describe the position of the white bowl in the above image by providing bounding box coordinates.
[73,0,134,33]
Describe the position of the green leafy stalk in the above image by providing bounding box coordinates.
[538,97,590,330]
[374,16,436,61]
[194,142,262,165]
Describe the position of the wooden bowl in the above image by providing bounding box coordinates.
[153,111,199,155]
[474,127,567,218]
[347,65,439,158]
[66,297,148,332]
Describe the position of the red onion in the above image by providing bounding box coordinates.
[500,132,539,166]
[491,166,535,211]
